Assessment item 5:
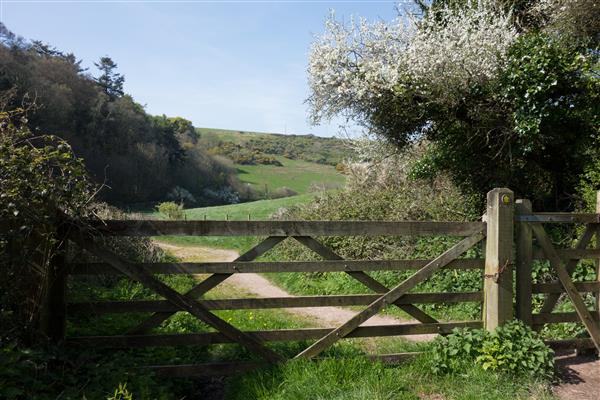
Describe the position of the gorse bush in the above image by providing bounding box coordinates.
[430,320,555,379]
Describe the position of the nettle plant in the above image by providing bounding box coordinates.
[430,320,555,379]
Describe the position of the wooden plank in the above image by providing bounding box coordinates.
[532,281,600,294]
[294,231,485,359]
[516,213,600,223]
[68,258,485,275]
[545,338,596,351]
[66,321,483,347]
[126,236,285,335]
[484,188,514,331]
[69,233,283,364]
[68,292,483,315]
[537,226,595,318]
[293,236,438,324]
[86,220,486,237]
[515,199,533,326]
[532,312,600,325]
[533,248,600,260]
[531,223,600,352]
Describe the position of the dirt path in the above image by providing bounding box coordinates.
[553,351,600,400]
[155,241,433,341]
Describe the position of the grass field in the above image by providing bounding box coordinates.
[157,193,316,251]
[236,157,345,195]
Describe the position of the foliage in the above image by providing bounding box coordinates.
[309,0,600,210]
[94,56,125,98]
[0,341,176,400]
[0,107,94,341]
[107,384,133,400]
[156,201,184,220]
[430,321,555,379]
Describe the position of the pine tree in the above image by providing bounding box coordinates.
[94,56,125,98]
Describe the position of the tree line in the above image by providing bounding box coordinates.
[0,24,239,206]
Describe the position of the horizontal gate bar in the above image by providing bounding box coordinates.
[532,312,600,325]
[545,338,596,351]
[68,292,483,314]
[516,213,600,223]
[68,258,485,275]
[67,321,482,348]
[532,281,600,294]
[533,248,600,260]
[81,220,486,237]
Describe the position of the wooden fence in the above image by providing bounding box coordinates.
[34,188,600,376]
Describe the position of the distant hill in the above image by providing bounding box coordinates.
[196,128,348,199]
[196,128,349,166]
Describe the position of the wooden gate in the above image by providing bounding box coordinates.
[35,187,600,376]
[52,217,488,376]
[515,199,600,353]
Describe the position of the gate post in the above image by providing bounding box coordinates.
[515,199,533,326]
[484,188,514,331]
[40,221,67,343]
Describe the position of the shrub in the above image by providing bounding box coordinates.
[429,320,555,379]
[270,187,298,199]
[156,201,184,220]
[0,107,95,342]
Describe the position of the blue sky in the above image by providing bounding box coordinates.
[1,0,403,137]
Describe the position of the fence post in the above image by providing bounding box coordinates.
[40,222,67,342]
[484,188,514,331]
[515,199,533,326]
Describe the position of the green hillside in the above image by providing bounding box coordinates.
[236,157,344,195]
[196,127,347,198]
[196,127,348,166]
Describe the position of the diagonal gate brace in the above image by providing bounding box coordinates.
[126,236,286,334]
[295,230,486,359]
[538,225,595,316]
[70,233,283,364]
[531,224,600,352]
[293,236,438,324]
